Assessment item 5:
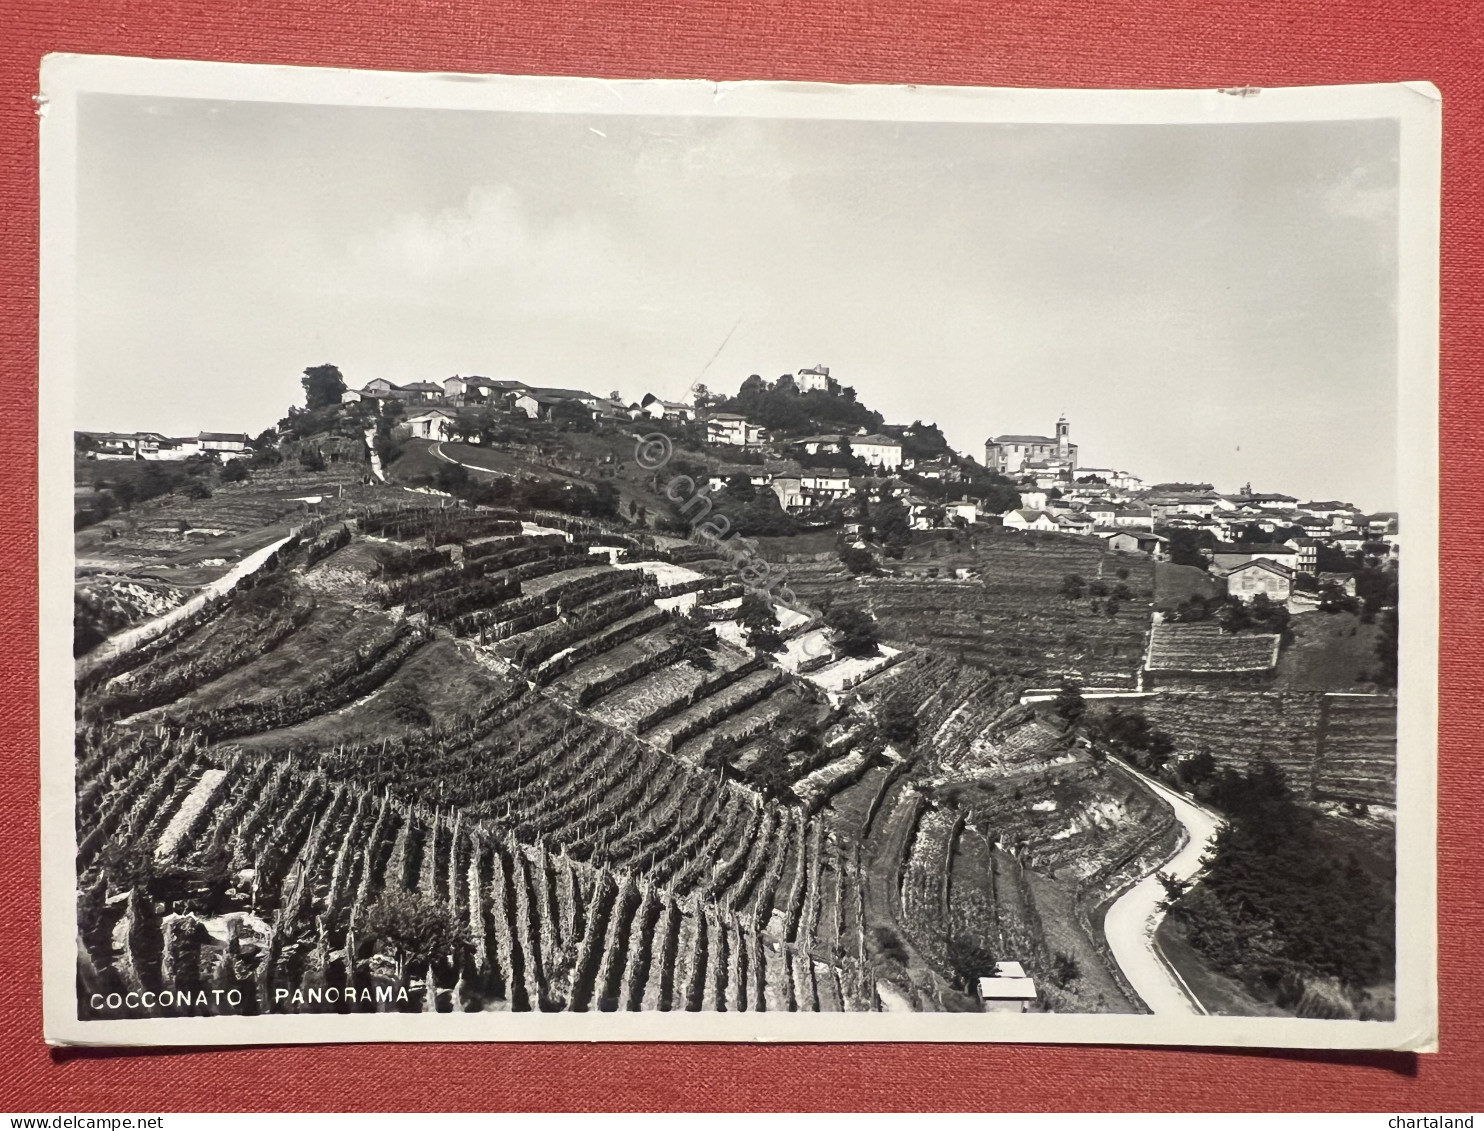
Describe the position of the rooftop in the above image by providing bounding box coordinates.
[1227,557,1296,578]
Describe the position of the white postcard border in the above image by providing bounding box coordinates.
[37,54,1441,1050]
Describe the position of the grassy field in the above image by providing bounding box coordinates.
[1274,611,1382,690]
[1153,560,1221,608]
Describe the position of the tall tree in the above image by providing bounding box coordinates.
[301,364,347,410]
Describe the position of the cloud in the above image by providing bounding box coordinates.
[1323,163,1398,224]
[343,184,621,303]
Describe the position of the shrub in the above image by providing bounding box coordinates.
[840,546,875,574]
[879,698,918,747]
[362,886,466,976]
[824,606,880,658]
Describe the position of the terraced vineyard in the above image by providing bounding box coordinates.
[74,504,890,1015]
[1141,689,1396,805]
[1313,694,1398,805]
[1145,622,1280,683]
[781,534,1155,687]
[74,471,1395,1022]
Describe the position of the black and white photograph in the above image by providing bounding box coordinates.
[38,58,1440,1048]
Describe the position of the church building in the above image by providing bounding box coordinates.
[983,416,1078,475]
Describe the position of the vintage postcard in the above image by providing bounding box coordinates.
[38,56,1440,1048]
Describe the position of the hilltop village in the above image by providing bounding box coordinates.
[77,363,1398,611]
[71,363,1399,1024]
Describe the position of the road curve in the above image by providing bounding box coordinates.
[429,441,511,478]
[1102,761,1223,1014]
[79,534,296,674]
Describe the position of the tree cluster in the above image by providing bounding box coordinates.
[823,604,880,659]
[1167,591,1291,637]
[1166,759,1395,1001]
[1088,703,1176,772]
[713,373,884,438]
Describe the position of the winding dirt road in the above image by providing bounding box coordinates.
[80,534,296,673]
[1102,762,1223,1014]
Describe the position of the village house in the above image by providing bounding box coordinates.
[511,388,600,421]
[1152,481,1216,494]
[402,409,457,441]
[639,393,695,422]
[1209,542,1300,572]
[397,381,444,403]
[914,457,962,483]
[800,468,853,503]
[145,435,202,461]
[444,375,526,405]
[513,392,558,420]
[1296,500,1349,521]
[905,495,941,530]
[586,397,628,423]
[1293,515,1334,538]
[1224,558,1295,604]
[1150,493,1220,520]
[1284,537,1321,573]
[977,961,1039,1014]
[793,364,838,394]
[1105,530,1169,560]
[531,387,600,409]
[768,475,805,512]
[199,432,250,455]
[1367,512,1399,536]
[984,416,1077,475]
[798,433,847,457]
[1084,500,1119,527]
[1057,512,1095,535]
[849,434,905,471]
[1018,488,1049,510]
[76,431,146,459]
[1112,505,1154,528]
[948,500,980,525]
[706,413,768,448]
[157,436,202,460]
[1002,508,1059,532]
[1317,571,1360,597]
[78,431,220,461]
[1024,461,1075,490]
[340,387,363,404]
[1243,491,1300,511]
[708,466,778,493]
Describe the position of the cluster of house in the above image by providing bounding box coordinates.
[336,373,1400,609]
[345,376,614,439]
[981,417,1398,604]
[348,367,905,460]
[701,459,978,527]
[347,373,780,448]
[75,431,251,461]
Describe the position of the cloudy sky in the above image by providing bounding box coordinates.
[76,95,1400,509]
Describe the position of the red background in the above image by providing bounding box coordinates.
[2,0,1480,1113]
